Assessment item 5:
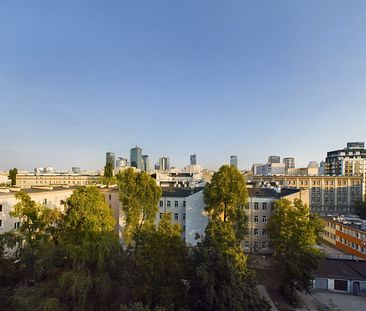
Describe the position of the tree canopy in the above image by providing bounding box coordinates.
[266,198,324,303]
[8,168,18,186]
[104,162,114,178]
[0,187,120,311]
[116,168,162,245]
[0,178,270,310]
[354,198,366,219]
[204,165,248,242]
[188,220,270,311]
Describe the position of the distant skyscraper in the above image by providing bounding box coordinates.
[159,156,170,171]
[268,156,280,164]
[283,157,295,169]
[230,155,238,168]
[106,152,115,169]
[142,155,150,172]
[190,154,197,165]
[130,146,143,170]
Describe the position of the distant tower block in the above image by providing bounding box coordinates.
[190,154,197,165]
[230,155,238,169]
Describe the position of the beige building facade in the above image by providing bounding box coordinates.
[249,175,364,214]
[16,173,100,189]
[244,188,309,254]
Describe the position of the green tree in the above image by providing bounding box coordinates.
[128,213,188,310]
[104,162,114,178]
[4,191,61,272]
[8,168,18,186]
[0,192,62,311]
[8,187,120,311]
[58,187,117,268]
[204,165,248,242]
[55,187,119,309]
[354,198,366,219]
[116,168,162,245]
[267,198,324,304]
[188,220,270,311]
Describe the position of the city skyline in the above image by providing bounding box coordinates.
[2,141,365,172]
[1,1,366,170]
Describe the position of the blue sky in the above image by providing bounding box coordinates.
[1,0,366,171]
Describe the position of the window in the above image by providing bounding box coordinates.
[271,202,275,210]
[254,202,259,210]
[0,204,2,212]
[159,213,163,219]
[245,203,249,210]
[0,219,2,227]
[253,242,259,250]
[174,213,179,221]
[175,201,178,207]
[262,202,267,210]
[183,201,186,207]
[244,241,250,249]
[261,242,267,250]
[109,194,112,200]
[254,215,258,223]
[167,201,171,207]
[183,213,186,220]
[262,229,267,236]
[262,216,267,223]
[43,199,47,205]
[254,228,259,236]
[14,222,20,230]
[159,200,163,207]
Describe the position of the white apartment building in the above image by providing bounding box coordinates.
[252,163,286,176]
[0,187,75,234]
[102,186,207,245]
[152,171,205,189]
[157,187,207,245]
[103,185,309,250]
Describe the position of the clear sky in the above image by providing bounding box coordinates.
[1,0,366,171]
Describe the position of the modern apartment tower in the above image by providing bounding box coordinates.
[130,146,143,170]
[324,142,366,176]
[106,152,116,169]
[190,154,197,165]
[283,157,295,169]
[230,155,238,169]
[159,157,170,171]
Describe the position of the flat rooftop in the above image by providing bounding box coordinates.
[323,216,366,233]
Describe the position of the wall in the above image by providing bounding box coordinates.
[0,188,74,234]
[16,174,100,189]
[185,190,207,245]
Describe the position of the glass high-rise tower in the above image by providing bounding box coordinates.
[106,152,116,169]
[230,155,238,169]
[190,154,197,165]
[130,146,143,170]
